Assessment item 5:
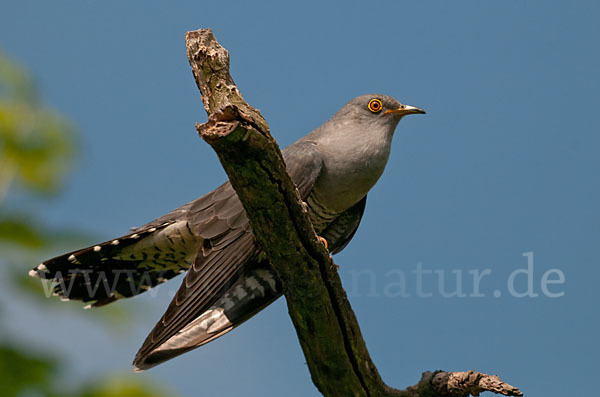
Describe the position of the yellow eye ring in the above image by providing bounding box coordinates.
[368,99,383,113]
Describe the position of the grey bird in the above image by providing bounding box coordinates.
[28,94,425,371]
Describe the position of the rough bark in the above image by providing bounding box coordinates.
[185,28,523,397]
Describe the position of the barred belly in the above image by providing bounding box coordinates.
[306,191,340,233]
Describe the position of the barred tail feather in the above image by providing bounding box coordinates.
[29,221,201,307]
[132,267,281,371]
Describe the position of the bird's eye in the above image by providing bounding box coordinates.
[368,99,383,113]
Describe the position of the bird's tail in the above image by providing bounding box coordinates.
[132,266,281,371]
[29,221,200,307]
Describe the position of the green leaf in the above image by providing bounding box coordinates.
[0,344,59,397]
[0,215,45,248]
[78,376,173,397]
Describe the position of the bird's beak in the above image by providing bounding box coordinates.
[384,104,426,116]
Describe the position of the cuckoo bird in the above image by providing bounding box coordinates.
[29,94,425,370]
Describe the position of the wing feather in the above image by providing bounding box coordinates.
[322,195,367,254]
[133,141,325,369]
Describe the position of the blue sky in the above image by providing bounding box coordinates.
[1,1,598,396]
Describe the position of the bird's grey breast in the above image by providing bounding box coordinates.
[309,119,394,214]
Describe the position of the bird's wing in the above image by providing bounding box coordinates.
[282,140,324,199]
[133,141,325,370]
[284,141,366,255]
[132,181,255,364]
[322,195,367,255]
[133,262,282,371]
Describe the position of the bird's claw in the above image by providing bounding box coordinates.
[301,201,309,213]
[317,236,339,270]
[317,236,328,250]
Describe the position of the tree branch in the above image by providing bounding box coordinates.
[185,28,522,397]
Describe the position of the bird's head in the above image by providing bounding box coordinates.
[307,94,425,145]
[343,94,426,125]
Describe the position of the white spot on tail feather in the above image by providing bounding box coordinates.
[68,254,76,263]
[28,269,40,278]
[255,269,276,291]
[232,284,248,300]
[111,239,120,245]
[93,245,101,252]
[245,276,265,296]
[37,264,47,271]
[219,294,235,310]
[130,234,139,239]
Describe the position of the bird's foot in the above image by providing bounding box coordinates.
[317,236,339,270]
[317,236,328,250]
[301,201,309,213]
